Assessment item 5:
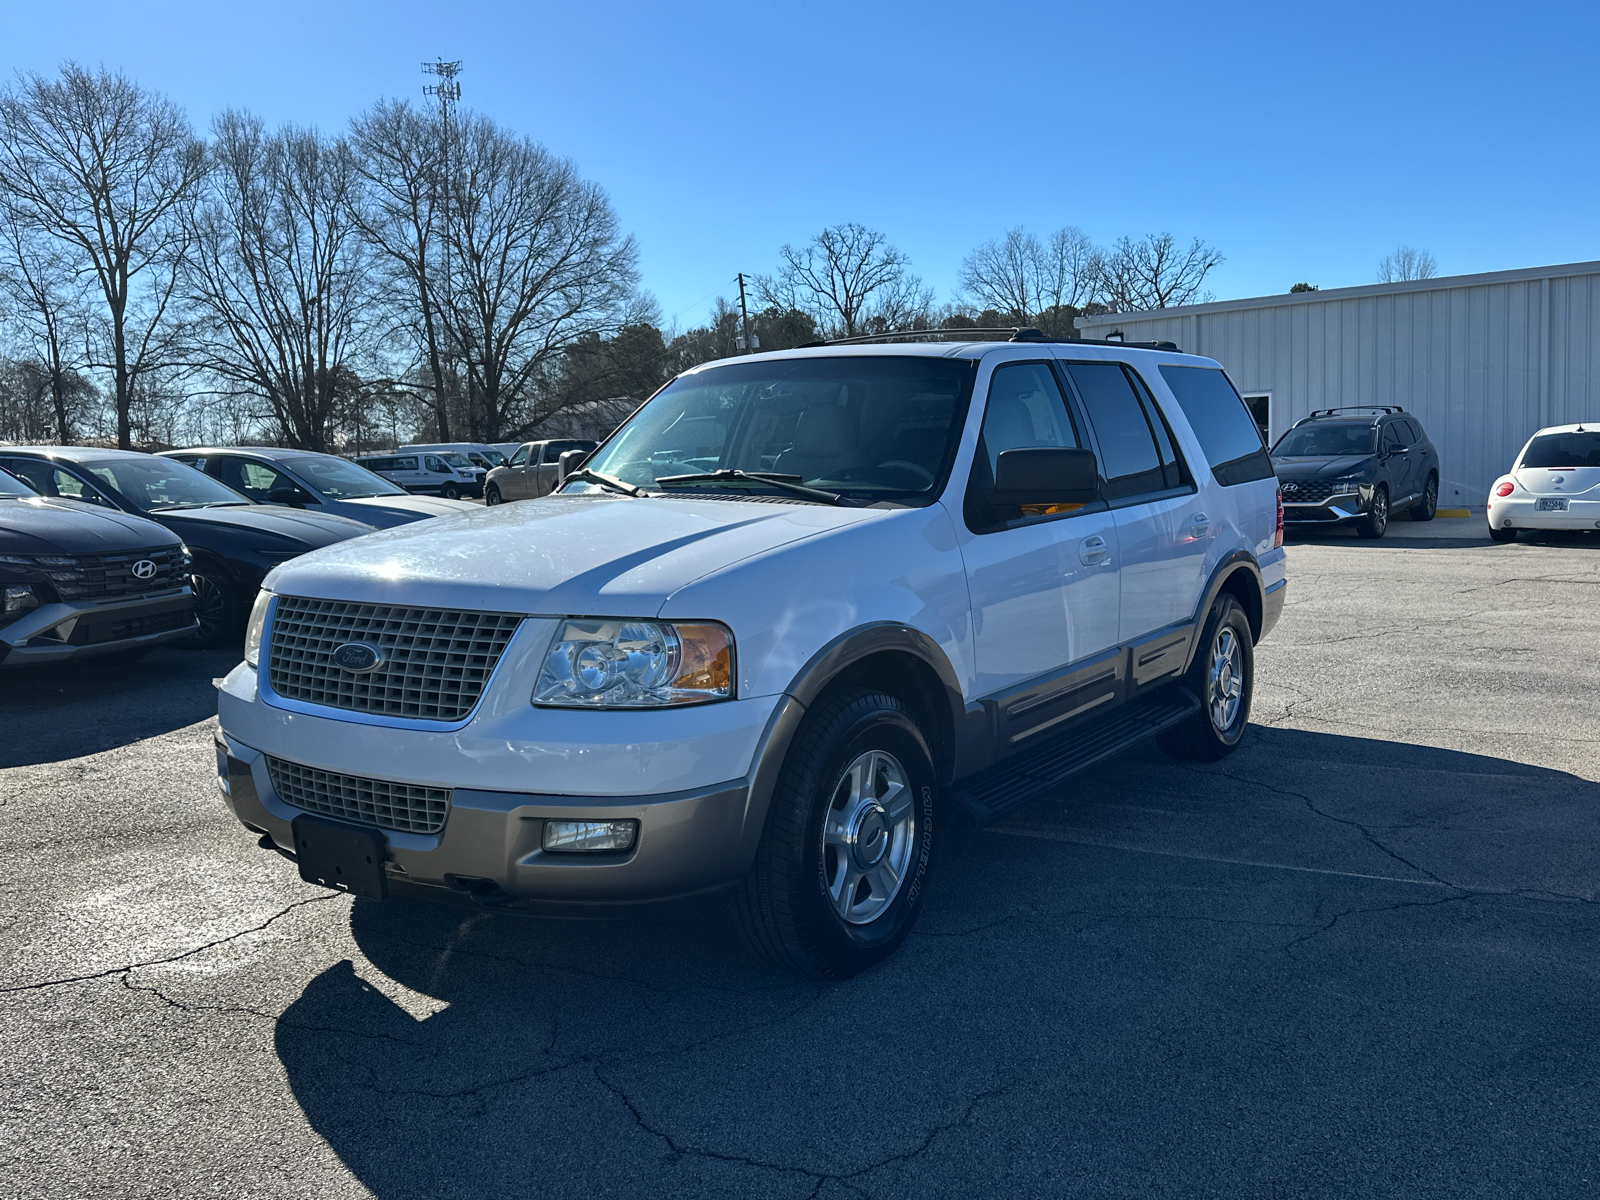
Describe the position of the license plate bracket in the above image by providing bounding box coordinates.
[291,815,387,900]
[1536,497,1569,511]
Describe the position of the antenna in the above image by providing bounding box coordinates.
[422,60,462,439]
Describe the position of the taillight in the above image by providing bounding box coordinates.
[1274,487,1285,548]
[1494,481,1515,497]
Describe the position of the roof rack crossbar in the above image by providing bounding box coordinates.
[799,326,1182,351]
[1303,405,1406,420]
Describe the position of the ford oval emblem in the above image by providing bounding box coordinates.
[332,642,385,673]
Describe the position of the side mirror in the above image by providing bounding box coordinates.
[267,485,308,507]
[989,448,1099,507]
[556,448,591,484]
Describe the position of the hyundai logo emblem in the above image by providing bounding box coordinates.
[331,642,385,673]
[130,559,158,580]
[1283,483,1300,493]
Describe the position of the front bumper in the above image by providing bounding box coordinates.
[214,707,799,911]
[1487,495,1600,531]
[0,590,195,668]
[1282,487,1368,524]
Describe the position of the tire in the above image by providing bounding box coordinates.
[1409,473,1438,522]
[733,689,936,979]
[1356,485,1389,539]
[186,570,243,649]
[1488,523,1519,543]
[441,483,461,500]
[1157,594,1255,763]
[485,484,502,506]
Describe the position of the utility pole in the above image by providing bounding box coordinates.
[423,59,462,437]
[735,272,759,354]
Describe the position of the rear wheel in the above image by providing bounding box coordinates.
[1158,594,1254,763]
[440,482,461,500]
[734,689,936,979]
[1409,473,1438,521]
[187,569,242,648]
[1357,485,1389,539]
[484,484,503,506]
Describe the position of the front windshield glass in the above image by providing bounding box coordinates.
[440,452,472,469]
[1522,432,1600,468]
[576,357,977,500]
[478,449,506,467]
[83,457,249,511]
[281,454,407,499]
[0,470,36,498]
[1273,423,1375,457]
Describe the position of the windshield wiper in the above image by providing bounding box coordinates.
[562,467,643,497]
[654,470,858,507]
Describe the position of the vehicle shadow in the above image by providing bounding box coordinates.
[274,727,1600,1199]
[0,645,238,768]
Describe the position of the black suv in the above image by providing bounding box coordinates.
[1271,407,1440,538]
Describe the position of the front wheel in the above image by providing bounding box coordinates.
[1357,486,1389,539]
[440,483,461,500]
[1158,594,1255,763]
[484,484,503,506]
[187,570,242,648]
[734,689,936,979]
[1409,474,1438,521]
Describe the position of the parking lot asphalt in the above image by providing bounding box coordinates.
[3,524,1598,1199]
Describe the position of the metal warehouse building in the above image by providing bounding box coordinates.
[1077,260,1600,505]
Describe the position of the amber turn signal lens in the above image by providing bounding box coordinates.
[671,623,733,694]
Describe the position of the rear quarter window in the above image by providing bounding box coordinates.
[1157,366,1275,486]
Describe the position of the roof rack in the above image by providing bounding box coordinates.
[1302,405,1406,421]
[800,326,1181,351]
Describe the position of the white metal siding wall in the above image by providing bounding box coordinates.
[1084,268,1600,501]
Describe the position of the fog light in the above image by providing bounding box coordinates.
[541,819,638,853]
[3,585,38,615]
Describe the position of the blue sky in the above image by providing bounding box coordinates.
[9,0,1599,327]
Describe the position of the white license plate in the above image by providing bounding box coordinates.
[1536,498,1569,511]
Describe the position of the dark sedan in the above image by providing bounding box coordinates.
[0,449,376,646]
[0,466,198,667]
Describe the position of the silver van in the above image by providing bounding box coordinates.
[353,451,484,499]
[400,442,508,471]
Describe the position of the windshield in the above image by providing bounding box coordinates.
[576,357,976,500]
[0,470,36,498]
[82,457,249,511]
[1272,423,1375,457]
[281,454,407,499]
[1521,431,1600,468]
[477,449,506,467]
[441,452,473,469]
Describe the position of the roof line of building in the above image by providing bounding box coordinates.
[1076,259,1600,327]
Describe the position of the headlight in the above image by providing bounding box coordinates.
[533,618,733,708]
[243,590,272,668]
[1329,477,1365,491]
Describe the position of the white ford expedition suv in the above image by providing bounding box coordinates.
[214,333,1286,978]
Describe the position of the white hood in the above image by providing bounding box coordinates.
[263,493,883,615]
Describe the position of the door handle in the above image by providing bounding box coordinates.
[1079,535,1109,566]
[1190,512,1210,537]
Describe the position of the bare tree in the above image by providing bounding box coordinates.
[959,225,1102,333]
[183,112,372,451]
[1099,233,1224,312]
[437,112,638,440]
[0,64,206,448]
[348,100,456,439]
[1377,245,1437,283]
[756,223,928,338]
[0,204,90,440]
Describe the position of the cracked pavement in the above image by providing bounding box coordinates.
[3,530,1599,1198]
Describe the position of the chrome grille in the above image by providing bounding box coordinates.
[31,545,188,601]
[265,756,450,834]
[267,596,522,721]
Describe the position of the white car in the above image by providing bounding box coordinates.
[1486,423,1600,541]
[214,335,1286,978]
[352,451,485,499]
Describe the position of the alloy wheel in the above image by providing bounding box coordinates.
[1207,627,1244,733]
[820,749,916,925]
[192,574,227,640]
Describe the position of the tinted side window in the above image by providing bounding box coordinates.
[1063,362,1164,500]
[977,362,1081,480]
[1389,421,1415,447]
[1158,365,1276,486]
[1128,369,1189,490]
[1381,424,1403,451]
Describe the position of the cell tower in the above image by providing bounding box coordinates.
[422,60,462,434]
